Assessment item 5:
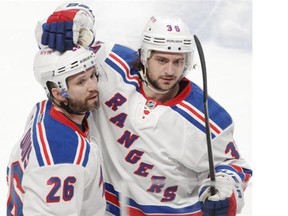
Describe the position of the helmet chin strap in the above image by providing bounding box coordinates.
[146,81,170,94]
[56,91,86,115]
[140,67,186,95]
[140,52,169,94]
[57,97,87,116]
[59,101,86,115]
[140,67,170,94]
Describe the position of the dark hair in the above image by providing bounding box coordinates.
[132,49,144,72]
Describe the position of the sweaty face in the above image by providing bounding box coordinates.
[146,51,187,91]
[66,66,99,113]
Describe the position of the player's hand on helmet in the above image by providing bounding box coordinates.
[36,3,95,52]
[198,173,237,216]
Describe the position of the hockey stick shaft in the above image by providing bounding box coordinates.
[193,35,216,195]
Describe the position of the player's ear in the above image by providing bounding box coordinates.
[51,88,66,102]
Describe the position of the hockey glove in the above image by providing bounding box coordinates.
[40,3,95,52]
[198,174,237,216]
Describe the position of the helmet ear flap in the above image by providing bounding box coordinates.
[141,49,152,67]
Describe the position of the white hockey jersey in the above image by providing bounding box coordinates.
[7,100,106,215]
[89,43,252,215]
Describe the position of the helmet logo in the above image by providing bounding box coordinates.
[80,55,93,64]
[40,50,53,55]
[167,39,182,43]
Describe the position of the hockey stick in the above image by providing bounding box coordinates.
[193,35,216,195]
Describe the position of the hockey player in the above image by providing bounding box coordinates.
[6,45,106,215]
[37,3,252,215]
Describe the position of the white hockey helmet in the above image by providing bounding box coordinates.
[141,16,194,69]
[33,45,97,97]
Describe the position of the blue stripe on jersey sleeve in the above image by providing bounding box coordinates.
[172,104,216,138]
[187,83,232,129]
[215,164,253,182]
[172,82,232,134]
[128,198,201,214]
[81,139,90,167]
[105,182,201,215]
[105,57,140,90]
[106,202,120,216]
[111,44,139,76]
[32,102,45,167]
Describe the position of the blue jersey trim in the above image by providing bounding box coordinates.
[32,100,90,167]
[172,82,232,138]
[105,44,140,91]
[32,101,45,167]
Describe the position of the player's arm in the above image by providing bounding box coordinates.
[35,2,95,52]
[198,126,252,216]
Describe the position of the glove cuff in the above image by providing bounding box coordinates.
[216,172,245,213]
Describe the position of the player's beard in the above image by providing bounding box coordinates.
[66,90,99,114]
[147,74,180,92]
